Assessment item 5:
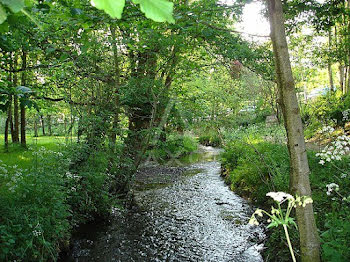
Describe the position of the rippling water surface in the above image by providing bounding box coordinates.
[61,146,265,262]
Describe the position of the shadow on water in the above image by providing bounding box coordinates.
[60,146,265,262]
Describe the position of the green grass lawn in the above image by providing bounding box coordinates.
[0,135,73,169]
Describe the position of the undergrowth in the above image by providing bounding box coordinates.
[221,124,350,262]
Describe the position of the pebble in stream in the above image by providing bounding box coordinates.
[62,147,265,262]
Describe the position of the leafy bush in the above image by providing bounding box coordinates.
[0,144,116,261]
[302,92,350,138]
[222,126,350,262]
[221,141,289,203]
[0,162,70,261]
[149,133,198,161]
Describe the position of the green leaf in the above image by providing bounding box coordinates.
[91,0,125,19]
[132,0,175,23]
[0,20,9,32]
[0,4,6,24]
[1,0,25,13]
[267,220,279,228]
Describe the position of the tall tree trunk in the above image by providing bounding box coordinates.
[345,66,349,94]
[40,115,45,136]
[339,64,345,92]
[47,115,52,136]
[328,29,334,92]
[13,54,19,143]
[267,1,320,262]
[20,51,27,148]
[13,96,19,142]
[4,97,11,151]
[9,95,14,140]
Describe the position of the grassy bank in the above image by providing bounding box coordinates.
[220,124,350,262]
[0,135,68,168]
[0,136,117,261]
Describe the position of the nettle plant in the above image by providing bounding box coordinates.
[249,192,313,262]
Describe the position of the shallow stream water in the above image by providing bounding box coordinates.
[61,146,265,262]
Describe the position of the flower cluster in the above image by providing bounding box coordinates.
[32,230,42,237]
[248,192,312,262]
[33,146,64,157]
[326,183,339,196]
[0,164,25,193]
[266,191,294,203]
[319,125,335,134]
[248,192,313,226]
[316,135,350,164]
[65,172,81,180]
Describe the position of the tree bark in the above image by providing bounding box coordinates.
[339,64,345,93]
[4,97,11,151]
[47,115,52,136]
[267,1,320,261]
[13,54,20,143]
[20,51,27,147]
[328,29,334,92]
[40,115,46,136]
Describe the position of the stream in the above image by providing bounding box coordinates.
[61,146,265,262]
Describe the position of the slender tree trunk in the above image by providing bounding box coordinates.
[9,95,14,140]
[47,115,52,136]
[328,29,334,92]
[339,64,345,92]
[40,115,45,136]
[267,1,320,262]
[13,96,19,142]
[4,98,11,151]
[64,117,67,135]
[345,66,349,94]
[20,51,27,147]
[13,54,19,143]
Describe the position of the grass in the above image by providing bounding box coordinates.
[0,135,74,168]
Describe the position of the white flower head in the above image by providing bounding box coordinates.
[266,192,294,203]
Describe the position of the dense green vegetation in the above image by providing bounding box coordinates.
[0,0,350,261]
[221,122,350,262]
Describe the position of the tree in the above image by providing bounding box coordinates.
[267,0,320,261]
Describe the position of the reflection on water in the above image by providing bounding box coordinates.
[61,146,265,262]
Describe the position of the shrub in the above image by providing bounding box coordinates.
[221,141,289,203]
[0,162,70,261]
[149,133,198,162]
[0,144,116,261]
[198,130,221,146]
[222,125,350,262]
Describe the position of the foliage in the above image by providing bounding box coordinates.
[302,93,350,136]
[221,140,289,202]
[0,143,117,261]
[249,192,313,262]
[91,0,175,23]
[222,125,350,262]
[148,133,198,162]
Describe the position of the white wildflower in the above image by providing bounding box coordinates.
[266,192,294,203]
